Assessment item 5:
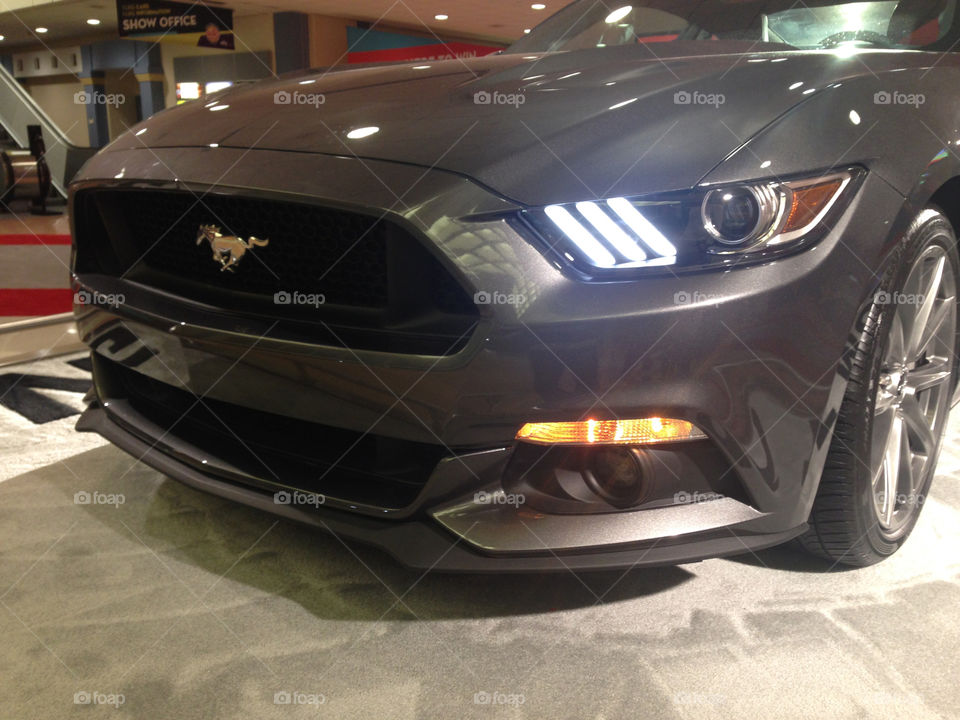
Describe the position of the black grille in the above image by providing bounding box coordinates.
[73,188,478,355]
[130,191,389,307]
[99,357,446,511]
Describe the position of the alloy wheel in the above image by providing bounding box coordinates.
[870,245,957,539]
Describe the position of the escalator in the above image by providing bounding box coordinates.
[0,62,96,199]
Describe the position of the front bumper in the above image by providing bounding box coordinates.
[77,399,804,571]
[70,147,906,570]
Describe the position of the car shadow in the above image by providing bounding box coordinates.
[135,476,697,621]
[722,542,862,573]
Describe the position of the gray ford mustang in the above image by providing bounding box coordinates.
[71,0,960,570]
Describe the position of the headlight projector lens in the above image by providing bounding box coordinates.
[702,184,780,246]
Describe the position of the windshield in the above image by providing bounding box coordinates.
[507,0,957,52]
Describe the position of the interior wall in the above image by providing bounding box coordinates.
[159,13,276,108]
[309,15,353,67]
[23,76,88,146]
[103,69,141,140]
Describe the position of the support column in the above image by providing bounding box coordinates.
[274,12,310,74]
[134,74,165,119]
[79,47,109,148]
[133,43,165,120]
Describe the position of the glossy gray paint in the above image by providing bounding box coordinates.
[71,42,960,569]
[106,46,960,206]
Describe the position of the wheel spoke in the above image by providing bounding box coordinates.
[881,415,903,526]
[906,255,945,359]
[875,387,898,415]
[915,297,954,357]
[886,311,907,364]
[901,395,936,457]
[908,356,952,393]
[899,424,914,502]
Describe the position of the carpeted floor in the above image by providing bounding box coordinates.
[1,353,959,719]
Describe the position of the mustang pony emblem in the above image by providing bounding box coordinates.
[196,224,269,272]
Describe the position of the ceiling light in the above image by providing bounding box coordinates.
[0,35,5,41]
[87,18,101,25]
[347,126,379,139]
[434,14,448,20]
[532,3,546,8]
[524,28,531,33]
[36,27,48,33]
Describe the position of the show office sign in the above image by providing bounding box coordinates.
[116,0,235,48]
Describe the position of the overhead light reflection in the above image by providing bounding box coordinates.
[604,6,633,24]
[609,97,637,110]
[347,126,380,139]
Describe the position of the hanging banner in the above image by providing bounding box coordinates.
[346,27,502,64]
[116,0,235,49]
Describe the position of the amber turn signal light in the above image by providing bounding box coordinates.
[516,417,706,445]
[782,178,845,234]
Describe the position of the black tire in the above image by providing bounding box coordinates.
[799,208,960,566]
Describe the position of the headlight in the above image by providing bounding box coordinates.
[517,168,862,278]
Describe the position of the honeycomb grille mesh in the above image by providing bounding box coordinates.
[117,191,390,307]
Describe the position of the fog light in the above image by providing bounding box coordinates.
[584,447,651,508]
[516,417,706,445]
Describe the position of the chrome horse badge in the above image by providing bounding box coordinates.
[196,224,269,272]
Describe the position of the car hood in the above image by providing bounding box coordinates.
[112,44,886,206]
